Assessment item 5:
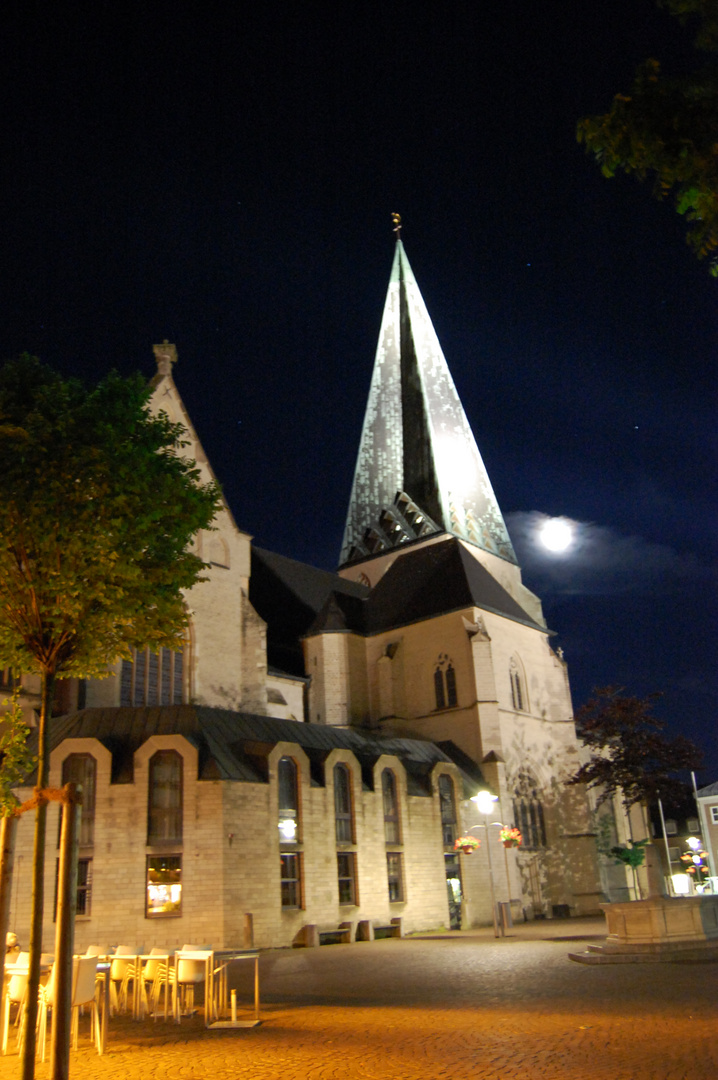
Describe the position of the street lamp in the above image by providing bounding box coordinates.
[471,790,500,937]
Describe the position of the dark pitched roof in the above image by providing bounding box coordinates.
[309,537,545,637]
[31,705,480,797]
[249,546,369,675]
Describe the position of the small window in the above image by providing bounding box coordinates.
[337,852,357,905]
[334,764,354,844]
[433,655,458,710]
[278,757,299,844]
[711,806,718,825]
[510,658,526,711]
[665,819,677,836]
[54,857,93,919]
[146,855,182,917]
[382,769,400,844]
[668,846,681,862]
[280,852,302,908]
[387,852,404,902]
[438,774,457,848]
[687,818,700,832]
[148,751,183,845]
[61,754,96,847]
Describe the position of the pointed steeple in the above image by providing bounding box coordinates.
[339,240,517,567]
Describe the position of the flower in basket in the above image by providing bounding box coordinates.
[454,836,480,853]
[499,827,522,848]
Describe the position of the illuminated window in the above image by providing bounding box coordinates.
[382,769,401,844]
[387,852,404,902]
[280,853,302,908]
[711,807,718,825]
[146,855,182,918]
[438,774,458,848]
[434,655,458,710]
[512,773,546,849]
[510,657,527,712]
[147,751,183,845]
[337,852,357,905]
[120,646,185,707]
[334,764,354,844]
[278,756,300,844]
[61,754,96,847]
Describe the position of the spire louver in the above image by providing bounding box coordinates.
[340,241,516,567]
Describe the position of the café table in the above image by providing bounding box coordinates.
[209,950,260,1028]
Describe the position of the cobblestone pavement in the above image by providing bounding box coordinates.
[2,919,716,1080]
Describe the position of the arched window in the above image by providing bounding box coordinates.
[438,774,458,847]
[334,763,354,844]
[120,645,186,707]
[382,769,400,844]
[61,754,96,848]
[278,757,299,844]
[509,657,527,712]
[434,654,458,710]
[147,751,183,845]
[512,772,546,849]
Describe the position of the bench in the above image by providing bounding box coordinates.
[356,917,403,942]
[293,922,355,948]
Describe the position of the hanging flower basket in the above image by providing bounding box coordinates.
[499,827,522,849]
[454,836,480,854]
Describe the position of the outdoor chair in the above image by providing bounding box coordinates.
[109,946,139,1016]
[176,945,208,1017]
[2,952,29,1055]
[140,948,170,1020]
[37,956,100,1062]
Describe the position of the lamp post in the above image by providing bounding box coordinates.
[471,791,500,937]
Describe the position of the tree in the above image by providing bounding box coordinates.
[577,1,718,274]
[566,686,703,811]
[0,354,220,1078]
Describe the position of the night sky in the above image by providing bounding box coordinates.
[2,2,716,777]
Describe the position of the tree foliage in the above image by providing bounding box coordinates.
[0,691,36,816]
[0,353,220,1077]
[577,0,718,273]
[567,686,703,810]
[0,354,221,679]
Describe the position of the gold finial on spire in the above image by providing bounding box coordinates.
[391,212,402,240]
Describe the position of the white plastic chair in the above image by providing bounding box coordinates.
[109,946,139,1016]
[2,952,29,1055]
[140,948,170,1020]
[176,945,207,1017]
[37,956,100,1062]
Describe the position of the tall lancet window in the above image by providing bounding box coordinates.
[510,657,527,712]
[433,654,458,710]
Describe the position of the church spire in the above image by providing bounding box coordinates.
[339,237,517,567]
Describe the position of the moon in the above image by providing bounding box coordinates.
[539,518,574,553]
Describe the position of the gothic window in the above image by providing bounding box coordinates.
[434,654,458,710]
[337,852,357,905]
[382,769,400,844]
[120,645,186,707]
[509,657,527,712]
[334,763,354,844]
[61,754,96,848]
[278,756,300,844]
[512,772,546,849]
[54,857,93,919]
[438,774,458,848]
[147,751,183,845]
[386,852,404,902]
[280,853,302,908]
[146,855,182,917]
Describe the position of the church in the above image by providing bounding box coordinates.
[8,239,603,951]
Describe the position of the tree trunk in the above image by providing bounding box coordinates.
[0,814,18,1052]
[51,784,79,1080]
[21,669,54,1080]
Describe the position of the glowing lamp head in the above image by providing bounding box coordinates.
[471,790,498,815]
[279,817,297,841]
[686,836,701,851]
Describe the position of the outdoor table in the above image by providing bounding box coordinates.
[172,950,215,1027]
[209,950,260,1029]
